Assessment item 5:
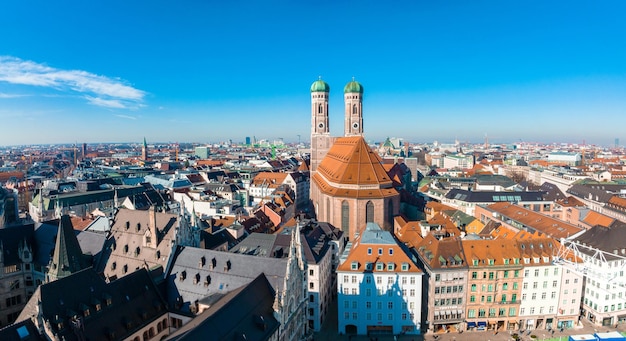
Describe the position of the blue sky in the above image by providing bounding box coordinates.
[1,1,625,146]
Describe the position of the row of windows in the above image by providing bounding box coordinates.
[470,282,518,292]
[434,297,463,306]
[468,307,516,318]
[520,306,556,315]
[585,299,624,312]
[523,268,560,277]
[469,293,517,303]
[343,287,418,297]
[367,247,394,256]
[434,285,463,294]
[343,312,414,321]
[344,275,417,285]
[471,270,519,279]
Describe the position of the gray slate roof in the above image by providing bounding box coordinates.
[574,221,626,260]
[47,215,90,281]
[164,273,279,341]
[18,267,167,341]
[165,246,288,314]
[445,189,545,203]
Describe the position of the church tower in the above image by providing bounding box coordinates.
[310,77,332,173]
[142,137,148,161]
[344,78,364,137]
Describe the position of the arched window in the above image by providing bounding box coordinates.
[366,201,374,223]
[352,104,357,115]
[318,104,323,114]
[341,201,350,234]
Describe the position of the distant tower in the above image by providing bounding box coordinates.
[142,137,148,160]
[310,77,331,173]
[82,143,87,160]
[344,78,364,137]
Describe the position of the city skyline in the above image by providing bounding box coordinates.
[1,1,626,146]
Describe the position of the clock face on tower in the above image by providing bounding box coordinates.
[352,122,359,129]
[318,122,324,129]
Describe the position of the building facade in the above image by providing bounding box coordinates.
[337,223,423,336]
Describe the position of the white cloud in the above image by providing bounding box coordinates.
[0,92,28,98]
[0,56,146,108]
[86,96,126,109]
[113,114,137,120]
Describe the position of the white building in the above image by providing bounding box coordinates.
[518,238,583,331]
[560,222,626,327]
[337,223,423,336]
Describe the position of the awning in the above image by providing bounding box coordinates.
[467,322,477,328]
[477,321,487,327]
[527,320,534,325]
[457,309,463,315]
[434,311,441,316]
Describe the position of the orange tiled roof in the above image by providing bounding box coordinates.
[337,229,421,273]
[312,136,398,199]
[414,234,466,270]
[396,221,423,248]
[485,202,583,240]
[608,195,626,209]
[582,210,615,228]
[70,216,95,231]
[316,136,393,186]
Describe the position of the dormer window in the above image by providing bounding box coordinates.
[376,262,384,271]
[472,259,479,266]
[543,256,550,263]
[524,258,530,264]
[401,263,409,271]
[533,257,540,263]
[351,261,358,270]
[180,271,187,281]
[387,263,395,271]
[514,258,520,264]
[503,259,509,265]
[488,259,494,265]
[194,273,200,284]
[366,262,373,271]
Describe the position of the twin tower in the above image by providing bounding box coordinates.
[310,78,364,172]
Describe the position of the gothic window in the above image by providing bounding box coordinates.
[366,201,374,223]
[341,201,349,234]
[353,104,357,115]
[318,104,323,114]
